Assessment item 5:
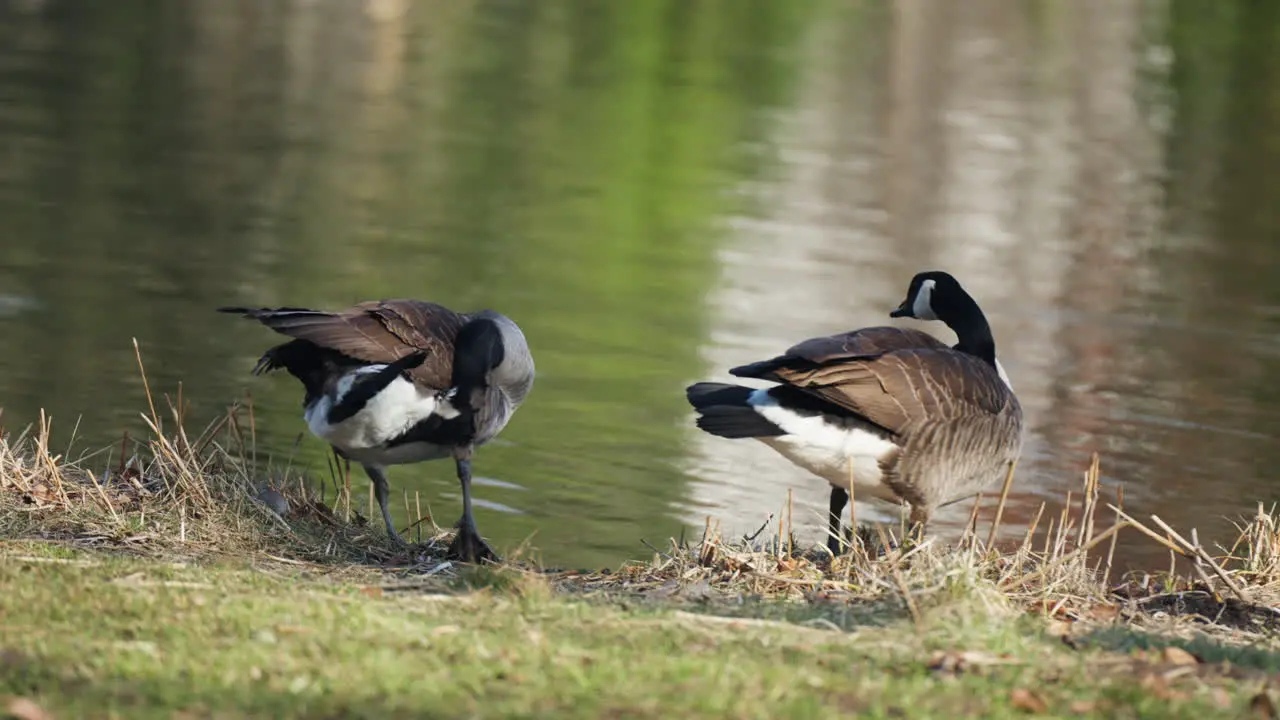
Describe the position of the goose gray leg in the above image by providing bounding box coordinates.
[362,463,405,546]
[827,487,849,557]
[446,448,499,564]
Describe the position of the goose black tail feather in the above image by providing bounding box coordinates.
[728,357,799,381]
[217,306,322,317]
[246,340,354,408]
[685,382,784,439]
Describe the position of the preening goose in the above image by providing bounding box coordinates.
[686,271,1022,555]
[219,300,535,563]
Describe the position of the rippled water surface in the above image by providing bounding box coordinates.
[1,0,1278,571]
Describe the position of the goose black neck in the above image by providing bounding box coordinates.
[940,291,997,368]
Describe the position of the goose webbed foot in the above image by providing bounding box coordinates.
[831,525,884,559]
[447,516,499,564]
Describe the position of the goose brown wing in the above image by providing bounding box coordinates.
[750,347,1011,438]
[219,300,466,390]
[731,326,948,382]
[785,326,948,363]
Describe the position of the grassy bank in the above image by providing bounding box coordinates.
[3,378,1280,718]
[4,540,1276,720]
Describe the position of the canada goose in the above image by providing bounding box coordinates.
[218,300,535,563]
[685,271,1022,555]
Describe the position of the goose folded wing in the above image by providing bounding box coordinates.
[788,326,950,362]
[730,326,949,382]
[758,347,1010,438]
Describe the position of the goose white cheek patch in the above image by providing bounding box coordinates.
[912,279,937,320]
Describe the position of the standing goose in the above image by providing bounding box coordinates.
[686,271,1022,555]
[218,300,534,563]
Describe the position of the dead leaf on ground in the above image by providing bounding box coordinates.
[1068,700,1096,714]
[1140,672,1189,701]
[926,650,1014,675]
[1086,604,1120,622]
[1161,646,1200,666]
[4,696,52,720]
[1010,688,1048,713]
[1046,620,1071,637]
[1028,600,1072,619]
[110,571,147,585]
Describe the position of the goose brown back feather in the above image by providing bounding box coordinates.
[784,325,950,363]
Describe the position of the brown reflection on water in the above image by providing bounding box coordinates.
[683,0,1280,573]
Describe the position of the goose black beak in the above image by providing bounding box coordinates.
[889,303,912,319]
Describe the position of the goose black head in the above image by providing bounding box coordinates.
[889,270,1002,374]
[889,270,965,322]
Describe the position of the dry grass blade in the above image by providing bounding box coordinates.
[1075,453,1099,548]
[1102,485,1123,588]
[962,491,983,549]
[132,337,161,436]
[985,458,1018,549]
[1147,514,1251,603]
[998,522,1129,592]
[1109,505,1185,556]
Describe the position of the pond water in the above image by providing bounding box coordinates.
[1,0,1278,572]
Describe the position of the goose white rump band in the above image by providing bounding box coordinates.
[746,389,901,503]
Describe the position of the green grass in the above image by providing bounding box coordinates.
[0,540,1273,719]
